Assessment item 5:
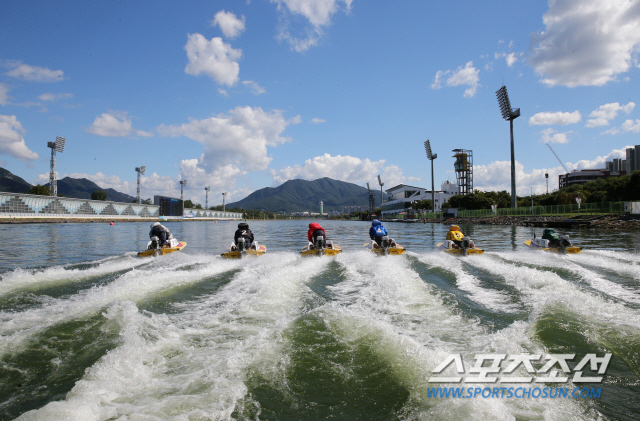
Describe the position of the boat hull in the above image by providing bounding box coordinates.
[138,241,187,257]
[436,242,484,255]
[524,240,581,254]
[300,245,342,256]
[221,244,267,259]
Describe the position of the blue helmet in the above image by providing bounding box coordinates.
[372,219,381,227]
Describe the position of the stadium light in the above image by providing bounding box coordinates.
[496,85,520,208]
[205,186,211,210]
[47,136,66,196]
[424,140,437,213]
[135,165,146,204]
[180,179,187,201]
[222,192,228,212]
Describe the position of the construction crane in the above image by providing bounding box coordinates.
[546,143,573,173]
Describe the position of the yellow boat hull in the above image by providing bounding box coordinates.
[363,243,405,255]
[436,242,484,255]
[138,241,187,257]
[300,245,342,256]
[221,244,267,258]
[524,240,582,254]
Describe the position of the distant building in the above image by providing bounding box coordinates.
[558,145,639,189]
[626,145,640,174]
[380,181,458,215]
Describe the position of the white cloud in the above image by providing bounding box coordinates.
[568,146,630,170]
[529,111,581,126]
[495,52,519,67]
[242,80,266,94]
[269,153,410,187]
[529,0,640,87]
[310,118,326,124]
[474,160,567,194]
[184,34,242,86]
[272,0,353,52]
[0,115,39,160]
[212,10,246,39]
[431,61,480,98]
[586,102,635,127]
[86,111,153,137]
[38,93,73,102]
[540,127,571,144]
[0,83,9,105]
[157,106,299,192]
[4,61,64,82]
[605,119,640,134]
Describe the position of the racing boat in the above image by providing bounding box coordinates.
[300,236,342,257]
[138,237,187,257]
[363,236,405,256]
[524,236,581,254]
[437,236,484,256]
[221,237,267,259]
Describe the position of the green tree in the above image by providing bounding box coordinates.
[91,190,107,201]
[184,199,194,208]
[28,184,50,195]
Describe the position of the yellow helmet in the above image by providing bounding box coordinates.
[449,225,460,231]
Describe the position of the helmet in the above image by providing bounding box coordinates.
[543,228,555,235]
[449,225,460,231]
[372,219,381,227]
[150,222,161,229]
[238,222,249,229]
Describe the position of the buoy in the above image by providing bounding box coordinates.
[110,222,114,225]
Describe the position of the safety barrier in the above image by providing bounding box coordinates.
[452,202,624,218]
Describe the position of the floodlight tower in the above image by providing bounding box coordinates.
[545,173,549,195]
[424,140,437,213]
[222,192,227,212]
[180,179,187,201]
[496,85,520,208]
[47,136,65,196]
[205,186,211,209]
[377,175,384,214]
[367,183,375,215]
[135,165,146,204]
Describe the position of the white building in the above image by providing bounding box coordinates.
[380,181,458,216]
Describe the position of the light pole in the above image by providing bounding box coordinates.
[496,85,520,208]
[545,173,549,195]
[424,139,437,214]
[205,186,211,209]
[47,136,65,196]
[222,192,227,212]
[135,166,146,204]
[180,179,187,201]
[377,175,384,216]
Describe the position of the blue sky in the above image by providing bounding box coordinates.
[1,0,640,206]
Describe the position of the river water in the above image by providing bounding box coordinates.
[0,220,639,420]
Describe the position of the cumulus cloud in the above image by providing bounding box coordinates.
[540,127,571,144]
[86,111,153,137]
[184,34,242,86]
[0,115,39,160]
[431,61,480,97]
[474,160,568,194]
[495,52,519,67]
[212,10,246,39]
[586,102,635,127]
[310,118,326,124]
[604,119,640,135]
[529,111,581,126]
[4,61,64,82]
[529,0,640,87]
[38,93,73,102]
[0,83,9,105]
[157,106,299,192]
[272,0,353,52]
[269,153,411,187]
[242,80,266,94]
[568,146,630,170]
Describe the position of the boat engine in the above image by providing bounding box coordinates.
[149,236,160,250]
[460,237,474,256]
[380,236,390,255]
[559,235,572,254]
[314,234,326,256]
[237,238,246,253]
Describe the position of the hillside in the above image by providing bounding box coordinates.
[226,177,382,213]
[0,167,136,203]
[0,168,31,193]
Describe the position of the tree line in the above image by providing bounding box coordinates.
[441,170,640,210]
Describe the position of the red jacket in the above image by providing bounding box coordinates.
[308,223,326,241]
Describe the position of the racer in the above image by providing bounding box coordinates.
[446,225,465,248]
[369,220,389,246]
[233,222,255,251]
[149,222,172,247]
[308,222,327,249]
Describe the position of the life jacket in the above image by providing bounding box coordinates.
[308,223,325,241]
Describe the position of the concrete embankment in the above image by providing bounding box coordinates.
[395,215,640,230]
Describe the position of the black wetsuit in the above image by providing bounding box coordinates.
[234,228,254,247]
[150,225,171,246]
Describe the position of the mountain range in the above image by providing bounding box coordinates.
[226,177,382,213]
[0,167,136,203]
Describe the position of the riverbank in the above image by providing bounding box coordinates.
[397,215,640,230]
